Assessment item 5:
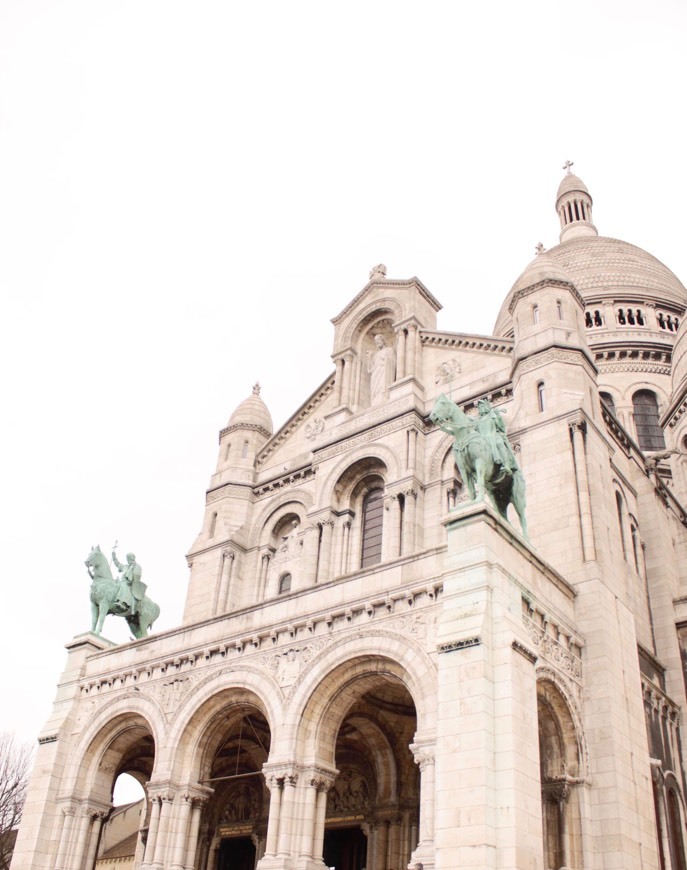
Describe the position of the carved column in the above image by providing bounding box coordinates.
[384,494,401,560]
[376,818,390,870]
[341,351,354,406]
[142,795,161,867]
[83,809,108,870]
[302,523,320,585]
[299,776,320,859]
[170,794,194,870]
[71,805,95,870]
[569,419,596,561]
[54,803,76,870]
[216,549,235,614]
[396,327,407,379]
[259,551,272,597]
[152,791,175,870]
[337,514,352,576]
[184,794,208,870]
[411,742,435,863]
[402,487,418,555]
[334,356,344,406]
[317,519,335,583]
[312,775,336,864]
[264,775,283,857]
[407,323,420,379]
[277,771,299,856]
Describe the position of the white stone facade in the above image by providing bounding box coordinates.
[12,170,687,870]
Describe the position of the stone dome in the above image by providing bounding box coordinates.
[228,383,273,435]
[556,172,590,203]
[509,252,575,297]
[494,236,687,336]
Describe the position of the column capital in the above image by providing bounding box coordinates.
[179,784,214,805]
[410,739,436,769]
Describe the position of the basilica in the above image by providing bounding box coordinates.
[12,168,687,870]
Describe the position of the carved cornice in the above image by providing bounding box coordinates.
[508,278,584,313]
[206,484,253,504]
[421,331,513,356]
[256,377,335,467]
[513,345,597,378]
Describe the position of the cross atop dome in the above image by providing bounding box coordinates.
[562,159,574,173]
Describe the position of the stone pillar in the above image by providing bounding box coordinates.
[171,794,194,870]
[302,523,320,585]
[396,327,407,379]
[375,818,389,870]
[434,505,544,870]
[411,742,435,865]
[312,778,334,865]
[334,356,344,406]
[152,791,175,870]
[402,486,417,555]
[407,323,420,379]
[569,419,596,561]
[384,494,401,560]
[341,351,354,406]
[216,549,235,614]
[299,777,320,859]
[54,803,76,870]
[83,810,108,870]
[70,806,94,870]
[337,515,352,576]
[317,519,335,583]
[277,771,299,857]
[142,796,161,867]
[184,796,207,870]
[264,776,283,858]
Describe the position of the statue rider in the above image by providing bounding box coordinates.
[112,547,147,619]
[475,398,519,473]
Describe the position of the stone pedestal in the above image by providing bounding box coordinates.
[434,503,544,870]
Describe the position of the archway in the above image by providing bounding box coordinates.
[323,675,419,870]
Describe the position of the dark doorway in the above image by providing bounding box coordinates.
[323,826,367,870]
[218,836,256,870]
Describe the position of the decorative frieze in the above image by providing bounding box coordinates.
[522,603,582,683]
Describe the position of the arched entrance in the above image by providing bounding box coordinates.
[324,676,419,870]
[198,700,271,870]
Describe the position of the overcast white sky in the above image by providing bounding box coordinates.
[1,1,686,750]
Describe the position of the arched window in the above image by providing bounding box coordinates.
[537,382,546,413]
[616,491,628,560]
[557,300,563,320]
[242,439,249,458]
[361,487,384,567]
[533,305,540,324]
[278,573,292,594]
[209,511,218,538]
[630,518,641,573]
[633,390,665,451]
[667,787,687,870]
[599,392,616,414]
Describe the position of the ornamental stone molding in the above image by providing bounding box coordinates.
[206,484,252,505]
[256,379,335,467]
[514,347,598,379]
[523,611,582,683]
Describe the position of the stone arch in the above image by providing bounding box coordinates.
[429,433,454,481]
[282,631,436,764]
[340,297,404,350]
[535,667,588,778]
[165,665,282,784]
[537,672,587,870]
[317,444,401,511]
[61,695,163,801]
[249,493,313,549]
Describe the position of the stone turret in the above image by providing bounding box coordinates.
[211,382,273,488]
[556,163,597,242]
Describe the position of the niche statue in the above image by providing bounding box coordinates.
[430,395,528,538]
[85,544,161,639]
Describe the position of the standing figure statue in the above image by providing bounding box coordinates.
[366,334,396,406]
[112,547,147,619]
[430,394,528,538]
[85,545,160,639]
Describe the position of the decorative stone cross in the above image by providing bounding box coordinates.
[562,159,574,173]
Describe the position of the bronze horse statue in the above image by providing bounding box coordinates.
[85,545,160,639]
[430,394,528,538]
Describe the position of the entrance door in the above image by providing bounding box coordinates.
[323,827,367,870]
[217,836,256,870]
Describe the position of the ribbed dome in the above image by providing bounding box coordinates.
[556,172,590,203]
[495,236,687,336]
[228,383,273,435]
